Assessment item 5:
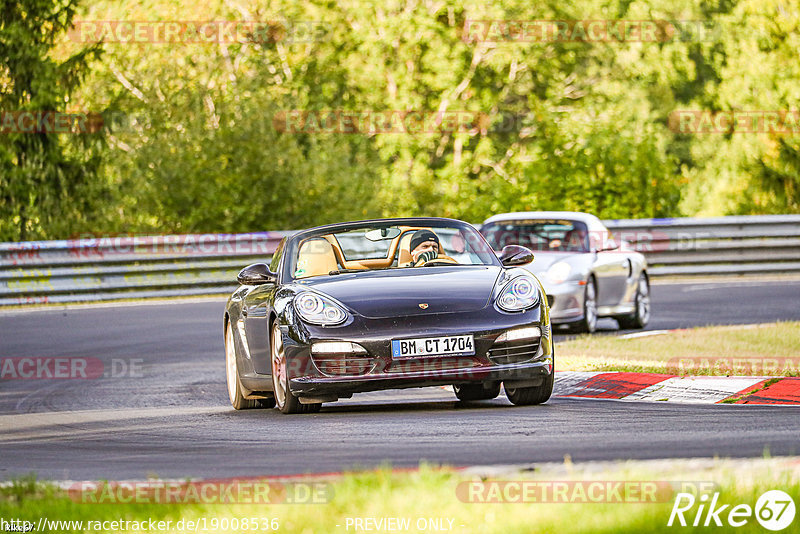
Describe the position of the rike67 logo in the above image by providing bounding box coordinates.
[668,490,796,530]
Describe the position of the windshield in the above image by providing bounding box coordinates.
[285,220,498,280]
[482,219,590,253]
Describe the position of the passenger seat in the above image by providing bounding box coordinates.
[295,238,339,278]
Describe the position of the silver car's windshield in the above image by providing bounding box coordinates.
[482,219,590,253]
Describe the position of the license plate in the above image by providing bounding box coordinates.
[391,335,475,359]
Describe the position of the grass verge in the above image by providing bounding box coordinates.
[1,459,799,533]
[558,322,800,376]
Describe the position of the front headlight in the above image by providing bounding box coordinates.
[294,292,348,325]
[497,275,540,312]
[546,261,572,285]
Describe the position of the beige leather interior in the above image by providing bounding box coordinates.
[326,228,424,270]
[295,226,459,278]
[295,238,339,278]
[397,232,415,265]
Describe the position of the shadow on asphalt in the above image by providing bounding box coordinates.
[214,397,567,417]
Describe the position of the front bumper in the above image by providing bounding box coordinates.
[543,281,586,322]
[290,360,552,396]
[282,304,553,397]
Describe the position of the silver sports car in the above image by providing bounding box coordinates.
[480,212,650,333]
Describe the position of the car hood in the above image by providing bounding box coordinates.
[298,266,502,319]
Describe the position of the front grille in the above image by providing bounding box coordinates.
[487,338,541,365]
[311,353,376,376]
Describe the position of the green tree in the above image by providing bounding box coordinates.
[0,0,105,241]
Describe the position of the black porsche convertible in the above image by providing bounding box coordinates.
[224,217,554,414]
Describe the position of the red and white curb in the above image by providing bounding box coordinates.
[554,372,800,404]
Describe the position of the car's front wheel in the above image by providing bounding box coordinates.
[271,322,321,414]
[504,360,555,406]
[574,277,598,333]
[453,382,501,401]
[617,273,650,330]
[225,321,274,409]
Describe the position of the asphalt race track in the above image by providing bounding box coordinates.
[1,279,799,480]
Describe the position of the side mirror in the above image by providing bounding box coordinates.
[237,263,277,285]
[591,232,619,253]
[498,245,534,267]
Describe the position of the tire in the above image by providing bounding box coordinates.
[225,321,274,409]
[271,322,321,414]
[505,371,554,406]
[453,382,501,401]
[574,277,598,333]
[617,273,650,330]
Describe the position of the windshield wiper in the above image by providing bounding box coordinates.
[329,267,397,275]
[328,268,365,275]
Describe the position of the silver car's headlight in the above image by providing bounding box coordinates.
[546,261,572,285]
[497,275,540,312]
[294,292,348,325]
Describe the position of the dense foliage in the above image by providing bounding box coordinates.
[1,0,798,240]
[0,0,102,240]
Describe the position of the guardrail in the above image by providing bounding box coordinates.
[605,214,800,276]
[1,215,798,306]
[0,232,291,306]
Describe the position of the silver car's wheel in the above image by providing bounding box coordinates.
[618,273,650,330]
[636,275,651,324]
[575,278,597,333]
[271,322,320,414]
